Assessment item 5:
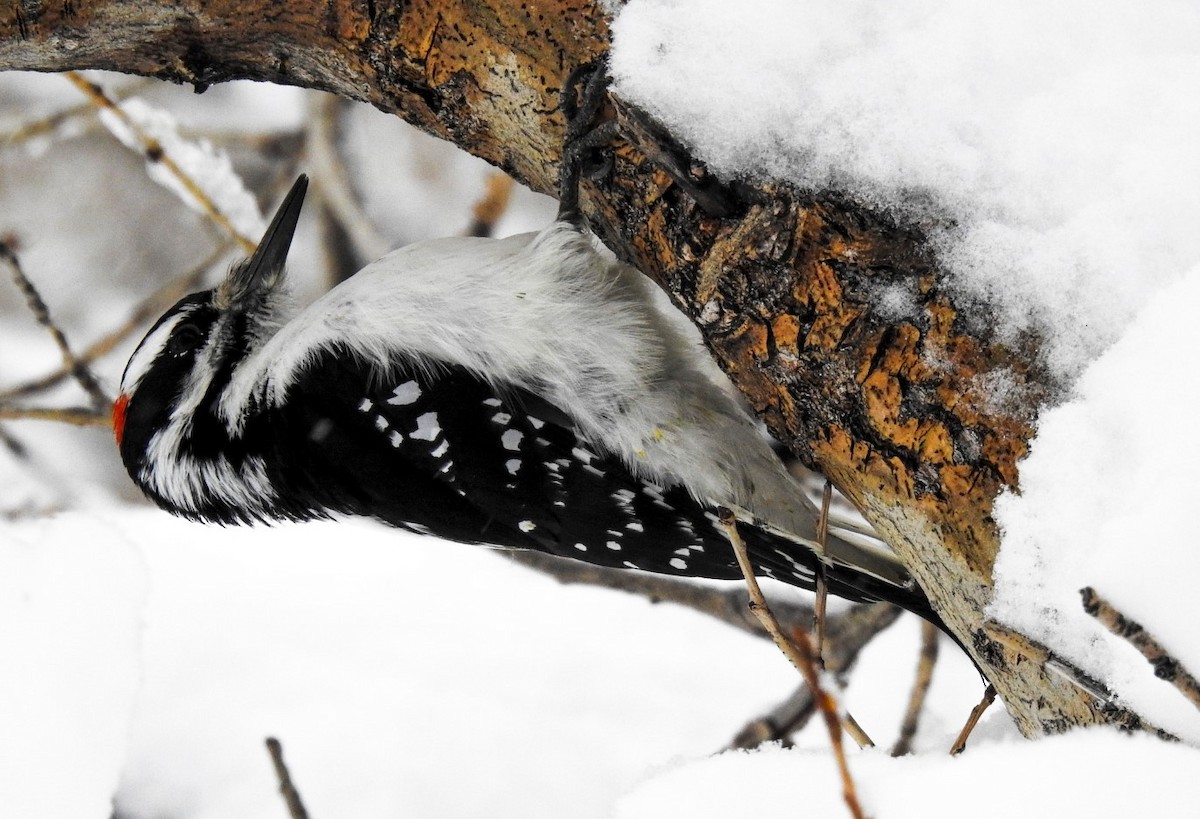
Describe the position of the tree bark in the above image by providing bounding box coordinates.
[1,0,1110,736]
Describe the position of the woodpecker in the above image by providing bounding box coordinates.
[111,172,937,625]
[113,66,939,625]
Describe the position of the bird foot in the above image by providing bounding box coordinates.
[557,56,619,225]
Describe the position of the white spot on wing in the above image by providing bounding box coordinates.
[374,415,389,431]
[502,429,524,451]
[574,542,587,551]
[358,398,373,412]
[389,431,404,448]
[491,412,512,425]
[388,380,422,405]
[669,557,688,570]
[528,416,546,429]
[412,411,441,441]
[483,397,503,407]
[431,440,450,458]
[625,521,644,532]
[518,520,536,532]
[506,458,522,475]
[606,541,621,551]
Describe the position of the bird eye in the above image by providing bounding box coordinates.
[165,323,204,358]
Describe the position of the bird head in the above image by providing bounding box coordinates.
[114,174,308,517]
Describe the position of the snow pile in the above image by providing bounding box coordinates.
[0,515,147,817]
[992,267,1200,742]
[616,730,1198,818]
[610,0,1200,378]
[42,510,794,819]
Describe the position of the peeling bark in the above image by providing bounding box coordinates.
[1,0,1111,735]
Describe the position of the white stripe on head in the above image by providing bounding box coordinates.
[120,313,185,395]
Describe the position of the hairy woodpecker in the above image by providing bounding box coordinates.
[112,172,938,626]
[115,58,939,627]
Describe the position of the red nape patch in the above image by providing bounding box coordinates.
[112,394,130,448]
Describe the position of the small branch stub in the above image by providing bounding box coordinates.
[950,684,997,755]
[265,737,311,819]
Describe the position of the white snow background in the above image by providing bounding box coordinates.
[2,0,1200,815]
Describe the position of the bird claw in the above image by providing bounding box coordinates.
[557,56,617,225]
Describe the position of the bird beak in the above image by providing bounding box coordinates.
[215,174,309,311]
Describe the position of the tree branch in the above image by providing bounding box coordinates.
[0,0,1107,735]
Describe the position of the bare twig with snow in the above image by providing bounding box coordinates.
[891,621,940,757]
[65,71,261,253]
[1081,587,1200,714]
[265,737,311,819]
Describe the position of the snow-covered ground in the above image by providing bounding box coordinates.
[3,0,1200,816]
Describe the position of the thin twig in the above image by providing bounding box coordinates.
[0,405,110,426]
[949,684,996,755]
[813,480,833,666]
[0,242,227,403]
[730,603,902,749]
[506,547,899,753]
[65,71,257,253]
[719,507,875,749]
[265,737,311,819]
[791,626,869,819]
[891,621,940,756]
[1081,586,1200,713]
[0,424,28,457]
[718,507,875,773]
[1,243,109,409]
[503,548,815,639]
[1,78,153,149]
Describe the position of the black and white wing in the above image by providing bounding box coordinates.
[267,350,935,617]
